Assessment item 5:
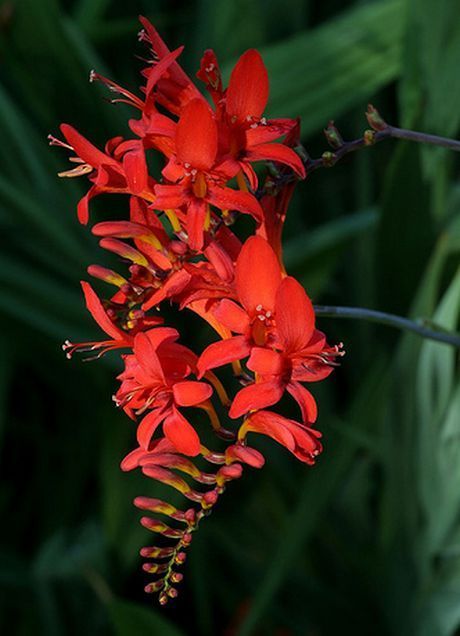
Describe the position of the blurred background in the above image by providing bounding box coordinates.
[1,0,460,634]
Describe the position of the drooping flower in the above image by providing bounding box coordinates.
[239,410,323,464]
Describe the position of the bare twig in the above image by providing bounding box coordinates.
[314,304,460,348]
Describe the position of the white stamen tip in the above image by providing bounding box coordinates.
[255,304,263,311]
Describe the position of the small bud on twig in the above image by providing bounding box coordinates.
[324,121,344,149]
[321,151,335,167]
[366,104,387,131]
[363,130,376,145]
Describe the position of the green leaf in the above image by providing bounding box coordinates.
[376,142,434,315]
[109,598,186,636]
[416,268,460,552]
[73,0,111,30]
[284,208,377,295]
[237,356,391,635]
[250,0,406,136]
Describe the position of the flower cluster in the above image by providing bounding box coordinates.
[53,17,344,603]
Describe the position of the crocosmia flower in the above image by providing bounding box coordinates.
[54,16,343,604]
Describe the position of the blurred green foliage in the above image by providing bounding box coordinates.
[1,0,460,634]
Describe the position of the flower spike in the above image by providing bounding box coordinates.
[56,15,343,603]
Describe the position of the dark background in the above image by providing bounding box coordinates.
[1,0,460,634]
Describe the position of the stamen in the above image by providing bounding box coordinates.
[47,134,73,151]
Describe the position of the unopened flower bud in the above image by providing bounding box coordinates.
[324,121,343,149]
[366,104,387,131]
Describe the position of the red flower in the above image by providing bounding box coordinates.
[229,276,343,421]
[55,125,153,224]
[220,49,306,189]
[63,281,134,359]
[240,410,322,464]
[115,329,213,455]
[153,98,263,250]
[197,235,282,374]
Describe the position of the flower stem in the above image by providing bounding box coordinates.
[302,106,460,174]
[314,305,460,348]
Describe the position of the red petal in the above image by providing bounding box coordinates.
[133,332,165,381]
[163,407,200,455]
[207,185,263,221]
[214,299,249,334]
[287,381,318,423]
[226,49,269,121]
[81,281,127,341]
[245,120,294,145]
[92,220,147,238]
[197,335,251,376]
[186,198,207,251]
[139,17,202,105]
[176,99,217,170]
[153,183,188,209]
[60,124,117,168]
[145,46,184,97]
[229,379,284,418]
[77,184,99,225]
[129,196,169,243]
[225,444,265,468]
[142,269,192,311]
[162,157,186,182]
[123,146,148,194]
[240,162,258,191]
[235,236,282,314]
[145,113,177,138]
[246,410,322,463]
[146,327,180,350]
[173,380,212,406]
[120,447,146,471]
[247,347,284,375]
[245,410,295,451]
[275,277,315,353]
[137,408,168,449]
[204,241,235,283]
[246,142,306,178]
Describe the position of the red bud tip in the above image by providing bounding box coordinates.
[175,552,187,565]
[159,592,169,605]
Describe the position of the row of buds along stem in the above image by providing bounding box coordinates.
[123,442,264,602]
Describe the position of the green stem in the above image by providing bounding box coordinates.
[314,305,460,347]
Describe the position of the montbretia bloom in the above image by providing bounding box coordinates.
[153,98,263,250]
[115,329,213,455]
